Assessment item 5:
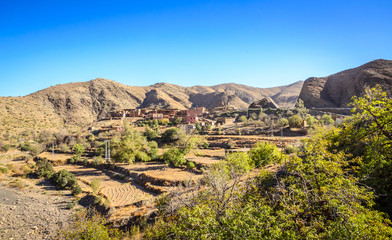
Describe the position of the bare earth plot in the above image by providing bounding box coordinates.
[37,152,73,165]
[116,162,204,185]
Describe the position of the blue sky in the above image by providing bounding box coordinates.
[0,0,391,96]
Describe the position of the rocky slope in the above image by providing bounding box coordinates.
[299,59,392,108]
[0,79,303,131]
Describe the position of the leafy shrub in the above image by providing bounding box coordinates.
[305,115,317,128]
[162,128,183,142]
[92,156,104,167]
[144,127,159,141]
[285,144,299,154]
[320,114,334,125]
[58,208,123,240]
[280,118,289,127]
[248,142,283,167]
[224,152,252,174]
[35,159,55,178]
[29,143,44,156]
[135,150,150,162]
[73,143,85,156]
[90,179,101,194]
[162,148,186,167]
[59,143,70,153]
[94,146,105,156]
[238,115,247,122]
[0,167,8,174]
[20,142,32,152]
[0,141,11,152]
[72,185,82,196]
[288,115,303,128]
[51,169,78,190]
[68,155,79,164]
[186,161,195,169]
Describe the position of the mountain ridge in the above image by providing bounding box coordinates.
[0,79,303,131]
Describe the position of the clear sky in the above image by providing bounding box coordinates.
[0,0,391,96]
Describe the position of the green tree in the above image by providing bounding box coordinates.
[111,127,157,163]
[295,98,308,119]
[328,86,392,215]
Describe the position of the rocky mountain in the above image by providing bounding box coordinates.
[299,59,392,108]
[0,79,303,131]
[249,97,279,109]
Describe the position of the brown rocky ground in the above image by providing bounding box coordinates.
[0,180,74,240]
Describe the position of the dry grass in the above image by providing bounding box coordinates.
[37,152,73,165]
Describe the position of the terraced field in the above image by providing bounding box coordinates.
[100,183,153,207]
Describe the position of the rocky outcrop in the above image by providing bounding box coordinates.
[249,97,279,109]
[299,59,392,108]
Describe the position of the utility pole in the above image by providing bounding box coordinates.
[52,141,55,156]
[105,140,111,162]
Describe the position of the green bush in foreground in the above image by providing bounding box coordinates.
[146,137,392,240]
[58,208,123,240]
[248,142,284,167]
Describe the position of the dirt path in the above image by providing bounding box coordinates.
[0,182,74,240]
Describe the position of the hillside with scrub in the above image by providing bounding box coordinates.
[0,84,392,239]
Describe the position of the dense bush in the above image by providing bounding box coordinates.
[162,128,182,142]
[35,158,55,178]
[51,169,78,190]
[238,115,247,122]
[320,114,334,125]
[288,114,303,128]
[73,143,85,156]
[162,148,186,167]
[92,156,104,166]
[58,208,123,239]
[186,161,195,169]
[144,127,159,141]
[280,118,289,127]
[305,115,317,128]
[284,144,299,154]
[248,142,284,167]
[35,159,82,196]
